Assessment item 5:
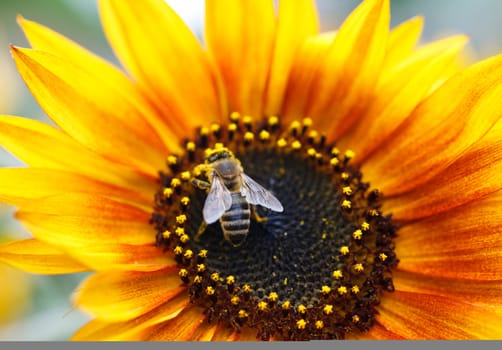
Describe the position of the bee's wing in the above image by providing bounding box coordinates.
[240,173,283,212]
[203,174,232,224]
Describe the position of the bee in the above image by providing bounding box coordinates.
[192,146,283,247]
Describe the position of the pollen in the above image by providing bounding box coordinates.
[344,150,355,160]
[277,138,287,148]
[196,264,206,273]
[351,285,360,294]
[330,157,339,167]
[167,155,178,165]
[231,296,240,305]
[242,115,253,126]
[210,272,220,282]
[179,234,190,243]
[353,263,364,273]
[352,315,360,323]
[297,304,307,314]
[176,214,187,224]
[315,320,324,330]
[257,301,268,312]
[361,222,370,231]
[244,131,254,142]
[341,200,352,209]
[175,227,185,236]
[259,130,270,141]
[186,141,196,152]
[323,304,334,315]
[340,246,350,255]
[178,269,188,278]
[173,246,183,255]
[337,286,348,295]
[281,301,291,310]
[291,140,302,150]
[228,123,237,132]
[180,196,190,206]
[268,115,279,127]
[302,117,313,128]
[183,249,193,259]
[230,111,240,122]
[181,171,191,181]
[162,230,171,239]
[342,186,353,196]
[320,285,331,295]
[238,310,249,319]
[296,319,307,330]
[170,178,181,188]
[205,286,215,296]
[242,284,252,293]
[379,253,388,262]
[226,275,235,285]
[352,229,363,240]
[332,270,343,279]
[163,187,173,198]
[198,249,208,258]
[268,292,279,302]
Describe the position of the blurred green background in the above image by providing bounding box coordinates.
[0,0,501,340]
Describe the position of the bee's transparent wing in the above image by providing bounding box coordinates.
[203,174,232,224]
[240,173,283,212]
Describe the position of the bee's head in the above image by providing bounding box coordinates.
[204,144,234,164]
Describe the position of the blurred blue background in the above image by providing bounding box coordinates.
[0,0,501,340]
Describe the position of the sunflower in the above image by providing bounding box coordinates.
[0,0,501,341]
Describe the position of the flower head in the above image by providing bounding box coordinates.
[1,0,502,340]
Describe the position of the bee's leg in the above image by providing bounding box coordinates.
[251,206,268,223]
[194,221,208,241]
[192,178,211,190]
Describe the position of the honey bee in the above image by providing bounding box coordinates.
[192,146,283,247]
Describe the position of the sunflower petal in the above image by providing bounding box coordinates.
[309,0,390,138]
[16,193,154,248]
[99,0,223,131]
[394,191,502,280]
[205,0,275,116]
[342,35,468,163]
[11,46,165,176]
[264,0,319,115]
[73,292,189,340]
[0,116,156,195]
[73,269,185,322]
[385,121,502,220]
[17,16,179,152]
[0,238,88,274]
[145,306,217,341]
[71,243,176,272]
[383,16,423,72]
[363,53,502,196]
[0,168,150,208]
[393,269,502,315]
[377,291,502,339]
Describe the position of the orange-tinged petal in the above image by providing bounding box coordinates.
[73,269,185,322]
[308,0,389,139]
[206,0,275,116]
[11,46,165,177]
[264,0,319,115]
[99,0,224,132]
[385,121,502,220]
[17,16,177,151]
[0,238,88,274]
[341,35,468,163]
[0,116,157,195]
[71,243,175,272]
[382,16,423,72]
[16,193,154,248]
[282,31,335,123]
[393,270,502,315]
[377,291,502,339]
[395,190,502,280]
[73,292,189,340]
[145,305,216,341]
[0,168,151,208]
[210,323,239,341]
[363,53,502,196]
[350,323,404,340]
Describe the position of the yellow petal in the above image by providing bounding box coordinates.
[309,0,390,139]
[11,46,165,177]
[17,16,179,152]
[0,239,88,274]
[145,306,216,341]
[72,293,188,340]
[395,190,502,280]
[264,0,319,115]
[16,193,154,248]
[0,168,151,208]
[341,35,468,163]
[382,16,423,72]
[99,0,224,131]
[72,243,175,272]
[377,291,502,339]
[0,116,157,195]
[73,269,185,322]
[205,0,275,116]
[385,121,502,220]
[363,53,502,196]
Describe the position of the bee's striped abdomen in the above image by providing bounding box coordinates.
[220,192,250,246]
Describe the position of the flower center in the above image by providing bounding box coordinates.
[151,114,398,340]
